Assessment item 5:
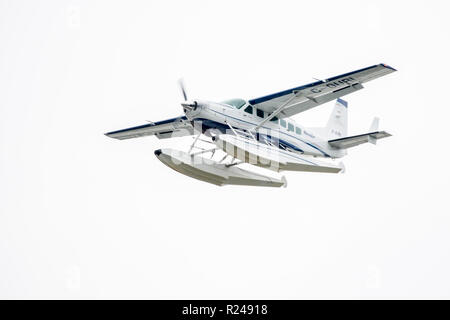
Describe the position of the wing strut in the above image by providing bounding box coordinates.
[225,121,239,136]
[188,133,201,154]
[226,121,257,141]
[253,91,300,130]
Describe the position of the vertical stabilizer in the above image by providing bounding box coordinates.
[369,117,379,132]
[369,117,380,145]
[326,98,348,140]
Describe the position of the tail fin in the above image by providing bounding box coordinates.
[368,117,380,145]
[369,117,379,132]
[326,98,348,139]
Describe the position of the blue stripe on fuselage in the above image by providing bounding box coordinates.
[211,111,331,157]
[195,114,330,157]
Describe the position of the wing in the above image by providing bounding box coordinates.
[328,131,391,149]
[105,116,194,140]
[248,64,396,118]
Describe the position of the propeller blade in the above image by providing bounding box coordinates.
[178,78,188,101]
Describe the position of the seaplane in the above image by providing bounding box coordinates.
[105,64,396,187]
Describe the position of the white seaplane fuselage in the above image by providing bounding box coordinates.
[184,99,343,159]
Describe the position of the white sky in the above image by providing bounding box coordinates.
[1,0,450,299]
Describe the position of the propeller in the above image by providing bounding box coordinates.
[178,78,188,101]
[178,78,197,110]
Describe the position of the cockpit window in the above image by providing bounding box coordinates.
[221,98,247,109]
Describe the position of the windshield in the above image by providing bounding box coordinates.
[221,98,247,109]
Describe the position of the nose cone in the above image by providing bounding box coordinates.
[183,101,202,118]
[181,100,197,109]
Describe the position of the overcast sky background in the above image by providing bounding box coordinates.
[1,0,450,299]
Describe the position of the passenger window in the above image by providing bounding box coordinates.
[244,105,253,114]
[288,123,294,132]
[256,109,264,118]
[295,127,302,135]
[280,119,286,128]
[269,114,279,122]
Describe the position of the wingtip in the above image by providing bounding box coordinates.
[104,132,117,139]
[381,63,397,71]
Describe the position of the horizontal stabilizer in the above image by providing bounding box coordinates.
[328,131,391,149]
